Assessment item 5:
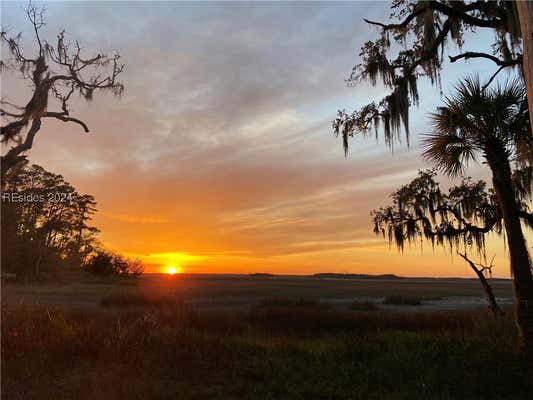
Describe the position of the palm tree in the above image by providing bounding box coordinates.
[422,77,533,364]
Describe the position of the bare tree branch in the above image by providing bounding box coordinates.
[2,118,41,175]
[363,7,424,30]
[449,51,521,67]
[43,112,89,132]
[458,252,502,315]
[482,65,506,91]
[0,108,25,118]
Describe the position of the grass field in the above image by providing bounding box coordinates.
[2,274,530,399]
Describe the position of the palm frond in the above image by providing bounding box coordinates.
[423,75,529,175]
[422,131,476,176]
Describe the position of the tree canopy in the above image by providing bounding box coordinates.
[334,0,525,154]
[1,163,98,278]
[1,162,145,279]
[372,168,533,255]
[423,77,532,173]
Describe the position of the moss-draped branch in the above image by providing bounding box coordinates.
[336,0,523,154]
[372,169,533,254]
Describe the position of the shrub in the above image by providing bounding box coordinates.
[84,250,144,277]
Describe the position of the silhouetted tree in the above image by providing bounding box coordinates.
[372,170,502,252]
[1,162,98,279]
[516,2,533,124]
[373,76,533,364]
[372,170,514,315]
[0,3,124,183]
[422,77,533,363]
[334,0,530,154]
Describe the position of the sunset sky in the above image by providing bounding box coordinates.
[2,1,526,277]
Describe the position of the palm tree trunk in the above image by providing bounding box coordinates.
[516,1,533,132]
[486,149,533,367]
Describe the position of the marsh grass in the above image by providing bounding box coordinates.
[2,304,530,400]
[383,295,423,305]
[100,293,183,309]
[350,300,380,311]
[382,295,445,306]
[255,297,332,310]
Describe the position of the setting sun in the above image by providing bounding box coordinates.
[166,265,180,275]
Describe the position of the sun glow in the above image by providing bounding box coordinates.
[166,265,181,275]
[123,251,206,274]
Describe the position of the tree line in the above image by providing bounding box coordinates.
[1,162,143,280]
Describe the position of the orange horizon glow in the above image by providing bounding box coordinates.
[111,232,515,279]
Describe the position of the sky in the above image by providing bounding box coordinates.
[1,1,525,277]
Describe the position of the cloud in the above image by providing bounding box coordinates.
[101,212,170,225]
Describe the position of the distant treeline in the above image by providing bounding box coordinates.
[312,273,402,280]
[249,272,402,279]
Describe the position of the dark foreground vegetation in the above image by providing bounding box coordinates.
[3,300,531,400]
